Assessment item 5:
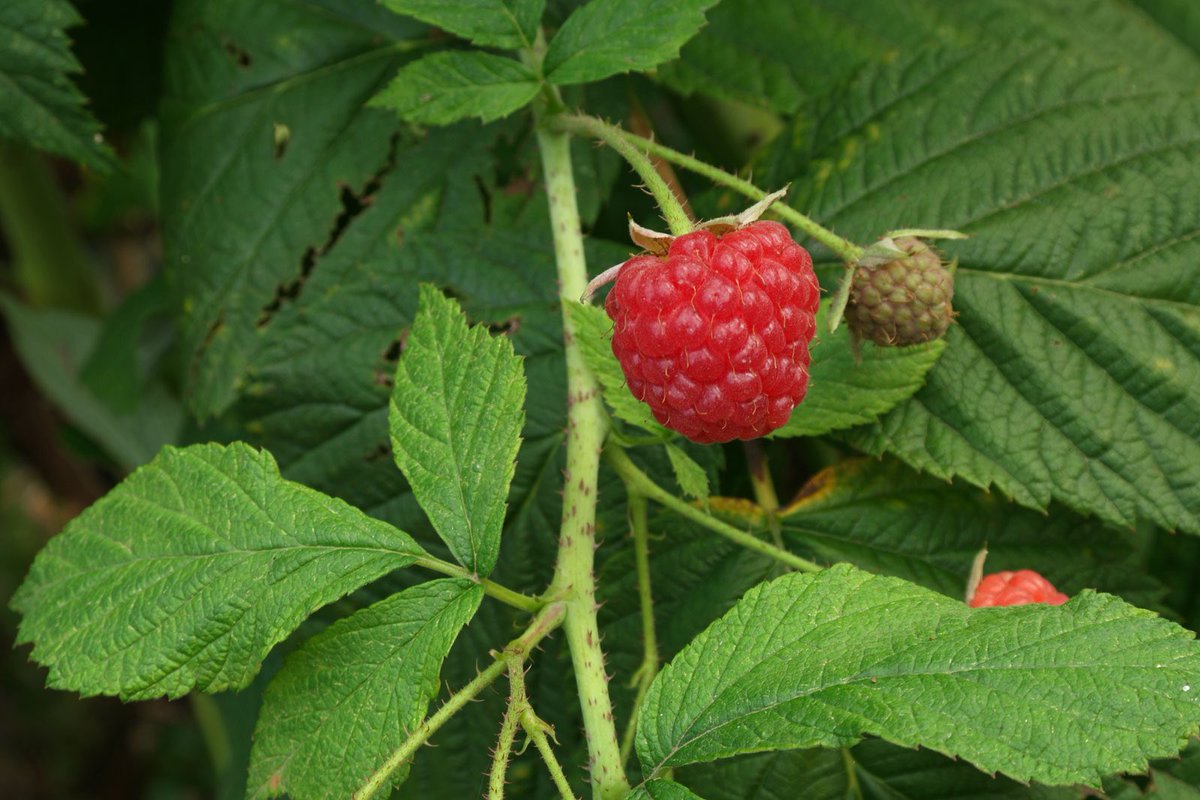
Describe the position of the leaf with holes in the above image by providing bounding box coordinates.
[636,564,1200,786]
[11,442,427,700]
[371,51,541,126]
[161,0,430,418]
[0,0,113,168]
[761,41,1200,533]
[247,579,482,800]
[389,285,525,577]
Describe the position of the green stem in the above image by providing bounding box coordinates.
[487,690,522,800]
[522,705,579,800]
[354,602,566,799]
[842,747,864,800]
[0,143,102,313]
[607,447,821,574]
[535,112,630,800]
[552,115,692,236]
[190,694,232,775]
[743,440,787,557]
[619,490,658,766]
[415,555,543,613]
[555,115,863,263]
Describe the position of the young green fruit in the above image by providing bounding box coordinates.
[847,236,953,346]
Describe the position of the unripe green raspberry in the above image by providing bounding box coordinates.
[847,237,954,346]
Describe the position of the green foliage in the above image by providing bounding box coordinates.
[544,0,719,85]
[0,291,180,469]
[382,0,543,49]
[569,300,669,436]
[665,443,709,500]
[780,458,1167,609]
[12,443,426,699]
[637,564,1200,786]
[10,0,1200,797]
[771,300,944,438]
[0,0,112,168]
[247,579,482,799]
[763,39,1200,533]
[389,285,526,577]
[678,740,1075,800]
[372,51,542,125]
[629,779,705,800]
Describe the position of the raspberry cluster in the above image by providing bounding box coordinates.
[968,570,1069,608]
[604,221,820,443]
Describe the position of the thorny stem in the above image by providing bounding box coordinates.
[354,603,566,799]
[487,689,522,800]
[535,108,630,799]
[607,447,821,574]
[415,555,543,613]
[523,711,578,800]
[619,490,658,766]
[555,114,864,263]
[552,114,692,236]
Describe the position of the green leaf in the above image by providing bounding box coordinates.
[780,458,1167,610]
[247,579,482,800]
[568,300,669,436]
[0,0,113,169]
[161,0,430,418]
[0,292,181,469]
[371,51,541,126]
[636,564,1200,786]
[763,42,1200,532]
[771,300,944,438]
[665,443,709,499]
[381,0,544,49]
[11,442,427,700]
[544,0,719,85]
[1130,0,1200,59]
[659,0,1200,113]
[677,740,1075,800]
[630,779,707,800]
[389,285,526,577]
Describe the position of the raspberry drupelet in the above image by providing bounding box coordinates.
[968,570,1069,608]
[604,221,820,443]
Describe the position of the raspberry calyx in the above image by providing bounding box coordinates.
[968,569,1069,608]
[603,218,820,443]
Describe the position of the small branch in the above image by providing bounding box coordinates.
[554,115,862,263]
[354,602,566,799]
[743,441,787,559]
[414,556,543,613]
[606,447,821,574]
[553,114,692,236]
[487,692,522,800]
[522,705,579,800]
[619,491,659,765]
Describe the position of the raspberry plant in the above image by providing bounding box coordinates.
[4,1,1200,799]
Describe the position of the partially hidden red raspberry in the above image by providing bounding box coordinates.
[968,570,1068,608]
[604,221,820,444]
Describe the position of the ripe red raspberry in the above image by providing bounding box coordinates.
[604,221,820,443]
[968,570,1068,608]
